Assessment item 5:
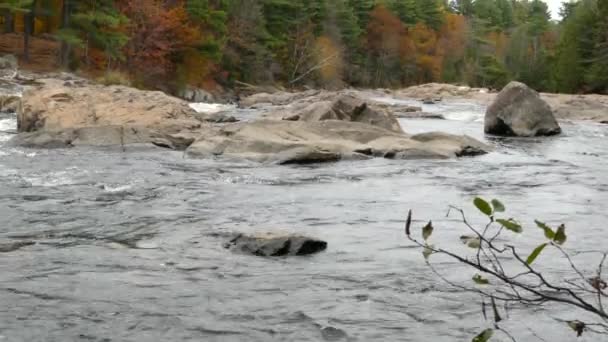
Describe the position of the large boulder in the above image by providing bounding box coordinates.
[11,76,206,148]
[485,82,561,137]
[186,119,490,163]
[224,233,327,257]
[17,77,202,133]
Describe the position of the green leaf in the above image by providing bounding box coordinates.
[535,220,555,240]
[460,235,481,249]
[473,274,490,285]
[472,328,494,342]
[423,244,434,260]
[526,243,548,265]
[474,197,493,217]
[422,221,434,241]
[491,199,505,213]
[554,224,567,245]
[568,320,586,337]
[496,219,522,233]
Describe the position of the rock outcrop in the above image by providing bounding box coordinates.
[186,119,490,163]
[485,82,561,137]
[12,76,205,148]
[17,77,201,133]
[266,94,403,133]
[541,93,608,123]
[9,125,202,149]
[11,75,491,164]
[224,233,327,257]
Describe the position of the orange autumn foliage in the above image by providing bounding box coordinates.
[118,0,201,84]
[315,35,343,85]
[410,22,443,82]
[366,5,405,57]
[439,13,467,61]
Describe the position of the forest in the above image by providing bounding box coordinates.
[0,0,607,94]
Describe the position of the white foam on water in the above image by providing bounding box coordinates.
[23,168,85,187]
[189,102,235,114]
[100,184,134,193]
[0,117,16,143]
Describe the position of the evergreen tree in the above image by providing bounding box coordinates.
[415,0,443,30]
[68,0,128,70]
[389,0,418,25]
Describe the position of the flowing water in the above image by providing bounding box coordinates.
[0,93,607,341]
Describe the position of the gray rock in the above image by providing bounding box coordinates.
[393,111,445,119]
[0,241,35,253]
[275,147,341,165]
[10,126,199,149]
[485,82,561,137]
[225,233,327,257]
[422,97,442,105]
[180,86,215,103]
[0,94,20,113]
[195,112,239,123]
[0,54,18,79]
[186,119,490,163]
[9,130,75,148]
[272,94,403,133]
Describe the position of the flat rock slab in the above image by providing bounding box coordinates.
[186,119,490,163]
[225,233,328,257]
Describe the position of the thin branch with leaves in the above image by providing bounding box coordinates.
[405,197,608,341]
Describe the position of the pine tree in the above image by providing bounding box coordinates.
[69,1,128,70]
[389,0,418,26]
[585,0,608,92]
[415,0,443,30]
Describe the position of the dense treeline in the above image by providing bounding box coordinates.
[0,0,606,94]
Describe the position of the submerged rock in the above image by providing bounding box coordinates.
[225,233,327,257]
[485,82,561,137]
[0,241,35,253]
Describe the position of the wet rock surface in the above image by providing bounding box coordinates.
[225,233,328,257]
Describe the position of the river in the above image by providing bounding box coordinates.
[0,95,607,341]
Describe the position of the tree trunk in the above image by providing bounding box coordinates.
[24,14,31,62]
[23,1,38,62]
[60,0,71,68]
[3,10,13,33]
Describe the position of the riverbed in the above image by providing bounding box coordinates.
[1,97,607,341]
